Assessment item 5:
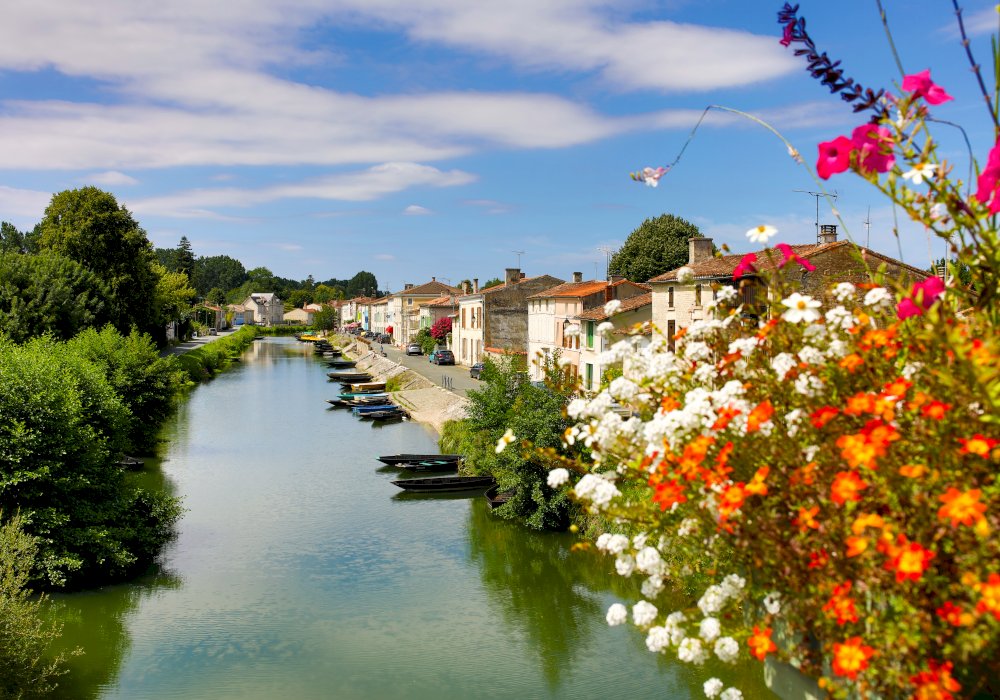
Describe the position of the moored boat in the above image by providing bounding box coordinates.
[396,459,457,471]
[327,371,373,382]
[352,403,397,414]
[363,409,409,422]
[378,453,463,466]
[350,381,386,392]
[484,484,513,509]
[390,475,495,492]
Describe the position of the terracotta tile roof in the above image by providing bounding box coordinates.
[481,275,546,294]
[426,294,459,307]
[528,280,610,299]
[647,245,820,282]
[400,280,463,296]
[577,292,652,321]
[801,240,931,279]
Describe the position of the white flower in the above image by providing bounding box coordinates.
[781,293,822,324]
[599,533,629,555]
[771,352,797,381]
[902,162,937,185]
[676,266,695,284]
[603,299,622,317]
[684,341,712,361]
[699,617,720,642]
[615,553,636,577]
[902,362,922,380]
[597,321,614,334]
[575,474,621,509]
[697,585,726,615]
[793,373,824,398]
[564,325,580,338]
[632,600,658,626]
[785,409,804,437]
[763,591,782,615]
[825,306,856,331]
[566,398,588,419]
[714,636,740,663]
[715,286,738,303]
[728,336,759,358]
[721,574,746,597]
[929,202,949,221]
[645,626,671,653]
[495,428,516,453]
[665,611,687,646]
[798,345,824,365]
[677,518,699,537]
[720,688,743,700]
[641,575,665,599]
[677,637,707,664]
[606,603,627,626]
[635,546,663,575]
[803,445,820,462]
[632,532,648,549]
[864,287,893,309]
[546,468,569,488]
[704,678,724,699]
[746,224,778,244]
[832,282,856,302]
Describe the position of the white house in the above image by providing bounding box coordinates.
[575,292,652,392]
[241,293,284,327]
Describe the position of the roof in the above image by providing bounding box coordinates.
[400,280,463,296]
[426,294,459,307]
[578,292,652,321]
[528,280,610,299]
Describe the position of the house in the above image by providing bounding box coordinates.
[454,269,565,367]
[526,273,648,381]
[342,296,374,331]
[283,307,315,325]
[369,297,391,336]
[418,294,460,345]
[648,226,931,348]
[241,293,284,326]
[395,278,463,344]
[576,290,652,392]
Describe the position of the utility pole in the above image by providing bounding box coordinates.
[794,190,838,243]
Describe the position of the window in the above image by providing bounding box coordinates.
[668,286,674,308]
[694,285,702,307]
[461,308,466,328]
[667,320,676,352]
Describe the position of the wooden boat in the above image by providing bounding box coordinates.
[397,459,457,471]
[327,371,372,382]
[337,391,388,399]
[378,453,463,466]
[119,456,144,470]
[350,381,386,392]
[363,409,409,422]
[352,403,397,414]
[390,475,495,492]
[484,484,514,509]
[346,395,390,405]
[326,360,357,368]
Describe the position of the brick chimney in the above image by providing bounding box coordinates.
[431,276,436,282]
[819,224,838,245]
[505,268,521,286]
[572,271,583,283]
[688,237,713,265]
[609,274,625,283]
[473,278,479,293]
[404,283,414,290]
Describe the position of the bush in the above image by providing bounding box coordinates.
[176,326,258,382]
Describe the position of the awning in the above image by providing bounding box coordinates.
[385,326,393,334]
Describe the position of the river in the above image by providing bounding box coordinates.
[46,337,772,699]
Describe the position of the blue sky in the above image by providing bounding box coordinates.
[0,1,996,290]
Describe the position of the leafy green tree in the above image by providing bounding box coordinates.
[152,263,197,334]
[191,255,246,297]
[287,289,314,308]
[0,221,37,254]
[0,251,109,342]
[36,187,160,336]
[312,306,337,331]
[154,246,179,272]
[608,213,705,283]
[175,236,195,279]
[206,287,226,306]
[481,277,503,289]
[345,271,378,298]
[0,336,182,587]
[0,513,74,697]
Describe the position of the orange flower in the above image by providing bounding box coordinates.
[747,625,777,661]
[823,581,859,625]
[885,536,936,583]
[882,377,912,398]
[660,396,681,411]
[837,419,899,470]
[810,406,839,428]
[651,479,687,511]
[718,483,747,520]
[745,466,769,496]
[794,505,820,533]
[677,435,715,480]
[937,488,987,528]
[975,573,1000,621]
[920,401,951,420]
[851,513,886,534]
[746,400,774,433]
[899,463,929,478]
[935,601,974,627]
[845,536,869,558]
[844,392,876,416]
[832,636,875,680]
[712,406,741,431]
[839,353,864,372]
[910,660,961,700]
[790,462,818,486]
[958,434,999,458]
[830,470,869,505]
[808,549,829,569]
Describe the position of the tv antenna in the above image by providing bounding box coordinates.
[863,206,871,248]
[794,189,838,243]
[597,245,615,280]
[512,250,525,268]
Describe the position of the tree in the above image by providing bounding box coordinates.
[0,251,109,342]
[608,213,705,283]
[481,277,503,290]
[206,287,226,306]
[312,306,337,331]
[175,236,195,279]
[0,221,37,254]
[151,263,197,342]
[430,316,452,341]
[313,284,341,303]
[345,271,378,298]
[191,255,246,297]
[36,187,160,336]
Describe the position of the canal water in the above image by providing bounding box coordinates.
[47,337,772,699]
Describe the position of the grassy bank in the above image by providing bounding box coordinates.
[176,326,259,382]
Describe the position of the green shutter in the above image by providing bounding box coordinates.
[586,321,594,348]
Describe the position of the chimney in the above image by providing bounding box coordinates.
[462,281,470,295]
[572,271,583,283]
[609,274,625,283]
[819,224,838,245]
[473,278,479,293]
[432,276,436,282]
[404,283,414,290]
[688,237,713,265]
[505,268,521,286]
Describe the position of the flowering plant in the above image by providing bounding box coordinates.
[546,5,1000,698]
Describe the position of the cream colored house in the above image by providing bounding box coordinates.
[576,292,652,392]
[241,293,283,326]
[395,278,462,343]
[283,307,315,325]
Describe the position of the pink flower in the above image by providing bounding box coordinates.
[897,276,946,319]
[733,253,758,279]
[851,123,895,174]
[776,242,817,271]
[780,20,795,47]
[902,69,953,105]
[816,136,854,180]
[975,139,1000,214]
[896,297,922,320]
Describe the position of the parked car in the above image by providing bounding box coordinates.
[406,343,422,356]
[433,350,455,366]
[470,362,484,379]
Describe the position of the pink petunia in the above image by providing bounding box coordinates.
[896,297,923,320]
[975,139,1000,214]
[851,123,895,174]
[776,242,817,272]
[733,253,758,279]
[780,20,795,47]
[901,69,953,105]
[816,136,855,180]
[913,276,945,308]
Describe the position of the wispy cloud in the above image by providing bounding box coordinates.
[403,204,432,215]
[464,198,512,215]
[0,185,51,221]
[84,170,139,186]
[275,242,303,251]
[374,253,396,261]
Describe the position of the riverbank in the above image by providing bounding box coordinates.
[341,337,469,434]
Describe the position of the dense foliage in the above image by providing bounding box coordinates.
[608,214,704,283]
[430,316,452,341]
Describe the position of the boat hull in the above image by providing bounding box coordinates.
[378,454,463,466]
[390,476,495,492]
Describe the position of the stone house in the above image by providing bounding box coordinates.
[395,279,463,344]
[526,274,648,381]
[241,293,284,327]
[454,269,565,367]
[575,290,652,392]
[648,227,930,348]
[283,307,315,325]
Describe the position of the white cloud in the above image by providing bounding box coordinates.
[0,185,51,221]
[464,199,512,214]
[84,170,139,186]
[403,204,432,215]
[374,253,396,260]
[128,162,475,218]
